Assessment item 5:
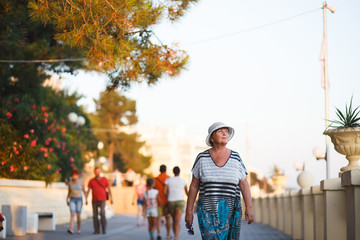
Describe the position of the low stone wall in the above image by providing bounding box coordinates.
[252,169,360,240]
[0,179,137,225]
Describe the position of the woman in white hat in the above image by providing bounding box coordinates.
[185,122,254,240]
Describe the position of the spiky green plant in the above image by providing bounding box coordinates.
[328,96,360,129]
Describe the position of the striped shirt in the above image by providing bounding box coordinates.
[192,150,247,213]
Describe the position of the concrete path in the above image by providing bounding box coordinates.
[5,214,291,240]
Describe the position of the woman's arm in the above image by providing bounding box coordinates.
[184,185,189,197]
[81,181,86,196]
[239,178,254,224]
[132,187,137,205]
[185,175,200,227]
[66,183,71,205]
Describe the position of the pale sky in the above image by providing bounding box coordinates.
[61,0,360,188]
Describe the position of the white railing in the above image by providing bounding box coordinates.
[252,169,360,240]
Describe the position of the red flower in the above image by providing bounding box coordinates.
[61,127,66,133]
[10,165,15,172]
[30,129,34,134]
[44,153,48,157]
[47,164,51,169]
[1,161,6,165]
[71,163,75,168]
[31,140,36,147]
[49,148,54,153]
[41,106,46,112]
[14,98,19,103]
[44,118,48,124]
[24,166,28,171]
[44,112,49,117]
[31,104,36,109]
[40,147,45,152]
[69,157,74,162]
[13,141,17,145]
[6,112,12,119]
[24,134,29,139]
[58,167,62,171]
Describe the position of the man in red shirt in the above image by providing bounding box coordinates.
[86,167,113,234]
[154,164,171,240]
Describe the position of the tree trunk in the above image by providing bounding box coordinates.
[108,141,114,172]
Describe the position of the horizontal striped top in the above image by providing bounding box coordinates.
[192,150,247,199]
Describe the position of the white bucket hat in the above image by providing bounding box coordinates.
[205,122,234,146]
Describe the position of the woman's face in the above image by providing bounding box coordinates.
[210,127,229,146]
[72,174,79,180]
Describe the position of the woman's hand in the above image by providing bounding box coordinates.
[185,210,193,227]
[245,207,254,224]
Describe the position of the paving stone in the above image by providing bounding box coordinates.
[5,214,291,240]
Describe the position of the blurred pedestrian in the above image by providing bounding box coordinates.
[143,178,162,240]
[111,168,123,187]
[163,167,188,240]
[185,122,254,240]
[125,168,136,186]
[154,164,171,240]
[66,168,86,234]
[85,167,113,235]
[132,176,147,226]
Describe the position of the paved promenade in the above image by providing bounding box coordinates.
[5,214,291,240]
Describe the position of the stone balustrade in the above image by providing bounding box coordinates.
[252,169,360,240]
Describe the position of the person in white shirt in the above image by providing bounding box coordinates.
[143,178,162,240]
[163,167,189,240]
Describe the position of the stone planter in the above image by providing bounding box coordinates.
[271,174,288,193]
[324,127,360,172]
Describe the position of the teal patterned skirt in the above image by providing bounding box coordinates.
[197,196,242,240]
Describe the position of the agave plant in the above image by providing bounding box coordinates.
[328,96,360,129]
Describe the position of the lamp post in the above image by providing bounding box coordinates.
[68,112,86,127]
[320,1,336,179]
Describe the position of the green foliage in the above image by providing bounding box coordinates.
[90,91,151,173]
[27,0,197,89]
[0,92,98,183]
[328,96,360,129]
[113,132,152,174]
[0,0,85,98]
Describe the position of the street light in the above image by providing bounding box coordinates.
[97,141,104,150]
[68,112,86,127]
[319,1,336,179]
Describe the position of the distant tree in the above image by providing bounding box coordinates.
[90,91,150,172]
[113,133,151,174]
[28,0,198,89]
